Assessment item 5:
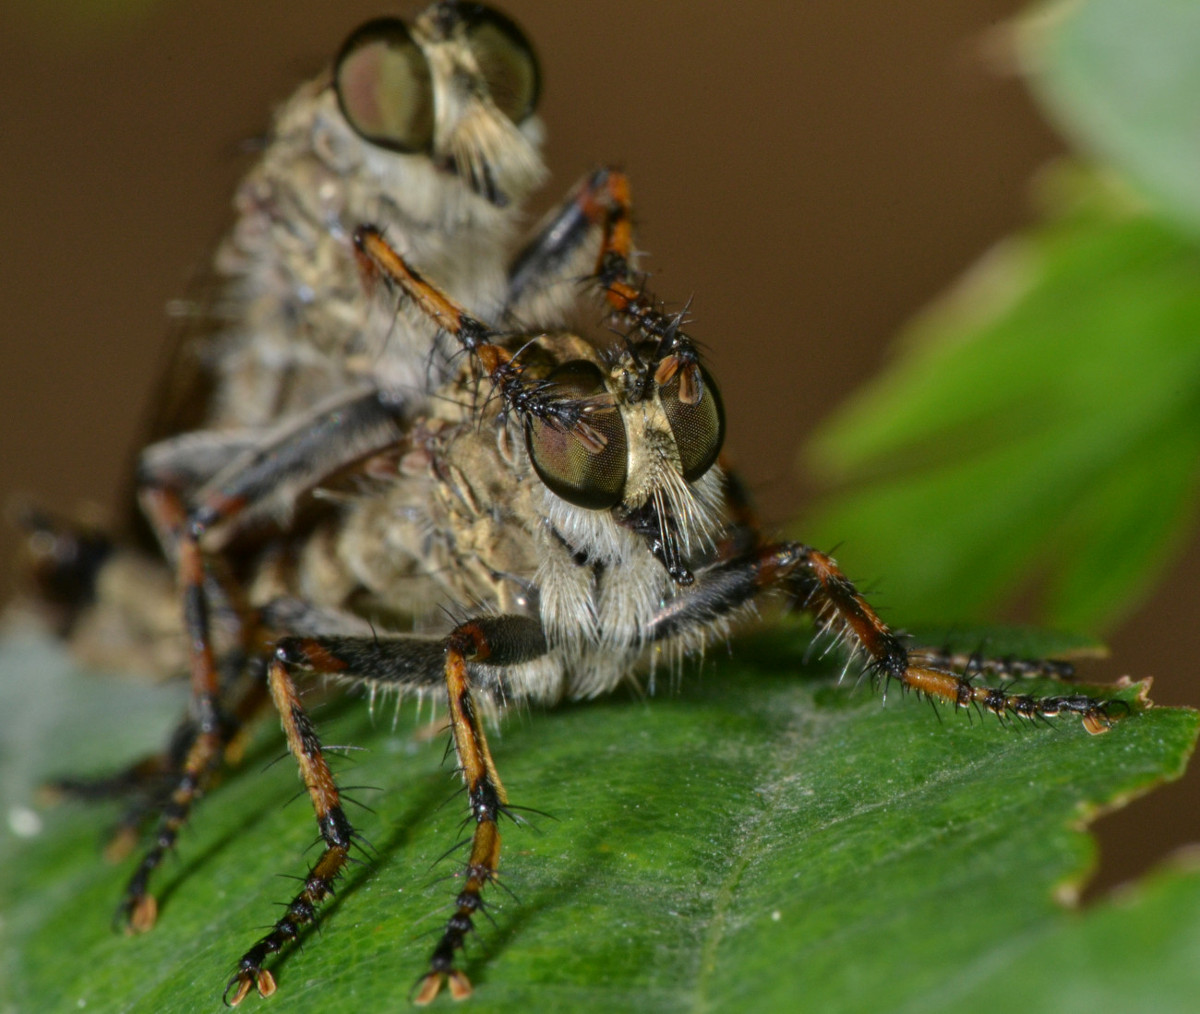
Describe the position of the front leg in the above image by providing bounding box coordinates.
[504,167,625,323]
[504,166,686,347]
[223,615,549,1005]
[649,542,1122,734]
[416,615,549,1004]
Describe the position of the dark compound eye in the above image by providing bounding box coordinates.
[525,360,628,510]
[334,18,435,153]
[661,362,725,481]
[462,5,540,123]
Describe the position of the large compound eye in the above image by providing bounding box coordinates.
[334,18,435,153]
[661,363,725,481]
[525,361,627,510]
[462,5,540,123]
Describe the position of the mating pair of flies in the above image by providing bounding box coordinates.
[27,2,1128,1005]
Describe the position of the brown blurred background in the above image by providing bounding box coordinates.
[2,2,1197,895]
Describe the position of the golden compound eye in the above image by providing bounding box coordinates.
[525,361,628,510]
[661,362,726,481]
[334,18,435,153]
[462,5,541,124]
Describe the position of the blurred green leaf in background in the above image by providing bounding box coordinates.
[1026,0,1200,236]
[802,0,1200,637]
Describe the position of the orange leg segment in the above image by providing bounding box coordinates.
[224,646,355,1006]
[415,622,514,1005]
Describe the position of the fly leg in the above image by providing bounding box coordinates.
[648,541,1124,734]
[47,709,197,864]
[221,616,548,1006]
[414,614,547,1004]
[906,645,1079,682]
[42,552,268,866]
[116,486,229,931]
[504,166,683,352]
[222,639,361,1005]
[504,166,637,323]
[507,166,665,328]
[116,390,406,932]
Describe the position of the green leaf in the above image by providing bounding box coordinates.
[3,629,1196,1014]
[946,856,1200,1014]
[1021,0,1200,235]
[801,177,1200,632]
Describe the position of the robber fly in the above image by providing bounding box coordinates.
[23,2,1125,1005]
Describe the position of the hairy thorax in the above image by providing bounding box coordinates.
[274,334,732,705]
